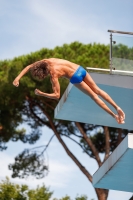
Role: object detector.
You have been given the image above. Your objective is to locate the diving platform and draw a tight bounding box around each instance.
[54,72,133,130]
[93,133,133,192]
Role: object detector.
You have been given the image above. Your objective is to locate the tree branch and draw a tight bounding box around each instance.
[42,134,55,154]
[60,133,92,157]
[37,104,93,182]
[27,98,51,129]
[29,134,55,153]
[40,99,55,110]
[75,122,102,167]
[117,128,122,145]
[54,128,93,182]
[103,126,110,162]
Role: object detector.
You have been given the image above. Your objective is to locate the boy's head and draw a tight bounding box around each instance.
[30,61,49,80]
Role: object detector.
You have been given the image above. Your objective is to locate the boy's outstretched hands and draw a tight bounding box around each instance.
[117,107,125,121]
[13,78,19,87]
[114,114,125,124]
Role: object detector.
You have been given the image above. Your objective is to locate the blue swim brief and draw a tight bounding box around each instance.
[70,66,87,84]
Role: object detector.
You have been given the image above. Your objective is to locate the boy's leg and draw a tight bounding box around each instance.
[74,81,124,124]
[83,73,125,120]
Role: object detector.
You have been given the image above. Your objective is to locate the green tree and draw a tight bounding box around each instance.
[0,42,131,200]
[53,194,94,200]
[0,177,53,200]
[75,194,88,200]
[0,178,95,200]
[59,195,71,200]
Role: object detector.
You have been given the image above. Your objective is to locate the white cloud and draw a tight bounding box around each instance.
[0,150,76,189]
[0,153,13,178]
[44,159,77,188]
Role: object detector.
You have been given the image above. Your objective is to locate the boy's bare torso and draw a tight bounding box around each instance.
[43,58,79,79]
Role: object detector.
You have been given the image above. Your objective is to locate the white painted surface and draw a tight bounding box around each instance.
[93,134,133,192]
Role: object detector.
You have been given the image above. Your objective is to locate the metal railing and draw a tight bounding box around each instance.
[87,30,133,76]
[86,67,133,76]
[108,30,133,35]
[108,30,133,74]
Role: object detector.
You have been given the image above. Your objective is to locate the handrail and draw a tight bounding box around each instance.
[108,29,133,74]
[108,30,133,35]
[86,67,133,76]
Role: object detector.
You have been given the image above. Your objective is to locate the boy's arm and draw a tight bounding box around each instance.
[35,76,60,100]
[13,64,32,87]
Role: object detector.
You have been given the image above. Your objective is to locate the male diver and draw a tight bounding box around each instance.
[13,58,125,124]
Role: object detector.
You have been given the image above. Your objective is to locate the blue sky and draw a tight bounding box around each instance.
[1,0,133,60]
[0,0,133,199]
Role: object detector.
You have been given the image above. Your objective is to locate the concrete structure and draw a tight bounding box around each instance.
[54,73,133,130]
[93,133,133,192]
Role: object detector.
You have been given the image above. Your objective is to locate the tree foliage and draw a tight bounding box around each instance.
[0,177,94,200]
[0,177,53,200]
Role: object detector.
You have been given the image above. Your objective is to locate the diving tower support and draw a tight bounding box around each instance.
[93,133,133,192]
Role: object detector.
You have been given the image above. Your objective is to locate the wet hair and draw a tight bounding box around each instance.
[30,61,49,80]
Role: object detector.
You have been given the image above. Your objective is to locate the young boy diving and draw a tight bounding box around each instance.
[13,58,125,124]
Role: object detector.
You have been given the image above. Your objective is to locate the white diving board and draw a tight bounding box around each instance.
[93,133,133,192]
[54,72,133,130]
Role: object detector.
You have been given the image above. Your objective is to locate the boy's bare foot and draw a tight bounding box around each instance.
[116,107,125,121]
[115,114,125,124]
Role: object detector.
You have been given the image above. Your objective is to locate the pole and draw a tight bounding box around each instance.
[110,33,112,74]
